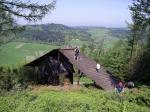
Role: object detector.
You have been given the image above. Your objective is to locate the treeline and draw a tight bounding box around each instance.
[16,23,93,43]
[75,26,129,39]
[109,28,129,39]
[0,23,129,45]
[14,24,129,44]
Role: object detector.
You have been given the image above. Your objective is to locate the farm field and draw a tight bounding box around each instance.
[0,42,59,66]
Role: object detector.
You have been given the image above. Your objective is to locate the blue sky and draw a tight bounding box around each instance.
[19,0,133,28]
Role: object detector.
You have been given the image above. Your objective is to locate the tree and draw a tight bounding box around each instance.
[97,38,105,57]
[0,0,56,34]
[100,40,129,79]
[129,0,150,47]
[81,44,87,53]
[129,0,150,83]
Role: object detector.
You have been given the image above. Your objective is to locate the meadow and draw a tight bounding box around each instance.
[0,42,59,66]
[0,41,89,66]
[87,28,120,48]
[0,27,123,67]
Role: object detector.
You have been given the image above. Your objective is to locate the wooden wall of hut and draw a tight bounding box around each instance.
[26,49,74,85]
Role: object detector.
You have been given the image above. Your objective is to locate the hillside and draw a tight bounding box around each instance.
[0,42,59,66]
[14,24,129,46]
[0,25,129,66]
[16,23,92,44]
[76,27,129,48]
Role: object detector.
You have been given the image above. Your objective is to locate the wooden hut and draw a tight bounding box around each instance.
[25,49,75,85]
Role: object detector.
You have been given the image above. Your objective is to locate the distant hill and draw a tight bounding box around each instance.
[74,26,129,39]
[16,23,92,43]
[10,23,129,46]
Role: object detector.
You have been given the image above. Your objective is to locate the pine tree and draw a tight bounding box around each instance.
[0,0,56,34]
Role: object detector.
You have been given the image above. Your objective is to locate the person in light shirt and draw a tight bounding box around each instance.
[96,63,100,72]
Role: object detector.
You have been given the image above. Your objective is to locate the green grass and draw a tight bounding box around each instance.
[0,42,59,66]
[67,39,90,47]
[0,87,150,112]
[74,76,93,84]
[87,28,120,48]
[67,28,119,49]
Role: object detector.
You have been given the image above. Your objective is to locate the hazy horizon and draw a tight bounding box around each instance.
[23,22,129,28]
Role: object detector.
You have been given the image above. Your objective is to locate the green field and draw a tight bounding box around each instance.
[0,27,125,66]
[0,42,59,66]
[87,28,120,48]
[67,39,90,47]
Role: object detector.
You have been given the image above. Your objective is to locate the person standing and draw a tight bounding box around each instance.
[74,47,80,60]
[115,81,125,93]
[115,81,125,102]
[96,63,101,72]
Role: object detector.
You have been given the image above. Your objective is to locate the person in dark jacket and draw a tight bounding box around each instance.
[74,47,80,60]
[115,81,125,102]
[115,81,125,93]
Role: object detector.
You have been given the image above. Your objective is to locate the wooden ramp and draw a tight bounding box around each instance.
[59,49,117,90]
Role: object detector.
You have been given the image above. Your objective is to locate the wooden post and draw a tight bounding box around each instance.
[77,70,80,85]
[77,70,83,85]
[35,67,39,84]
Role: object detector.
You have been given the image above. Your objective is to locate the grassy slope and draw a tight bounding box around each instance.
[0,87,150,112]
[66,28,122,48]
[87,28,120,48]
[67,39,90,47]
[0,42,59,66]
[0,28,123,66]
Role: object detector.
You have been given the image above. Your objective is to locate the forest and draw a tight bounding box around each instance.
[0,0,150,112]
[1,23,128,44]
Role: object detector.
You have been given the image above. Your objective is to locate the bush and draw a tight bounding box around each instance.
[0,66,35,92]
[0,88,150,112]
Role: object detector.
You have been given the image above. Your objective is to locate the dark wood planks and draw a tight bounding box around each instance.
[59,49,116,90]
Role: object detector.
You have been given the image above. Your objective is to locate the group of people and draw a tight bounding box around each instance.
[74,47,101,73]
[115,80,135,94]
[73,47,134,94]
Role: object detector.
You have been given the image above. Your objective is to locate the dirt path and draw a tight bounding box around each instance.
[15,43,25,48]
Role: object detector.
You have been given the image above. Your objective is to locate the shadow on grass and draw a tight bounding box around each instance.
[83,82,103,90]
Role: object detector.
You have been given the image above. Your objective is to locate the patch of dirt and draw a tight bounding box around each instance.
[15,43,25,48]
[30,84,84,93]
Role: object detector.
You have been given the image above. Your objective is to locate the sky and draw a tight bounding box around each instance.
[18,0,133,28]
